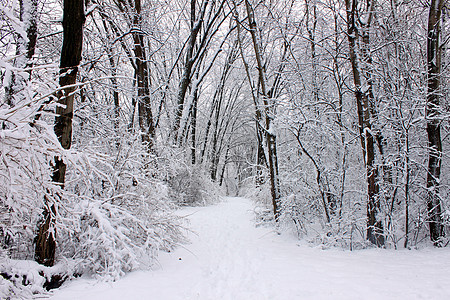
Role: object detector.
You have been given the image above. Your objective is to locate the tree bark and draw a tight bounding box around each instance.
[132,0,155,150]
[35,0,85,266]
[200,39,238,165]
[345,0,384,246]
[99,17,121,147]
[426,0,445,245]
[233,4,268,186]
[191,76,198,164]
[219,146,230,186]
[305,0,319,108]
[209,98,222,180]
[172,0,206,143]
[404,130,410,248]
[244,0,280,220]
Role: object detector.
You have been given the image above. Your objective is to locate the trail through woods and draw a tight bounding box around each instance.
[50,197,450,299]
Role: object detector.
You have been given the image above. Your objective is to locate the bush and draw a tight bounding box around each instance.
[57,137,185,280]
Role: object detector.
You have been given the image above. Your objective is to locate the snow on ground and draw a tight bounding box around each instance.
[48,197,450,300]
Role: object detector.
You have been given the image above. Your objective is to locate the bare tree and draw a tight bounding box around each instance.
[234,5,267,186]
[130,0,155,149]
[35,0,85,266]
[426,0,445,245]
[345,0,384,246]
[172,0,232,146]
[235,0,281,219]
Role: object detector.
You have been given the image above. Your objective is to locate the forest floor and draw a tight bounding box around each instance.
[48,197,450,300]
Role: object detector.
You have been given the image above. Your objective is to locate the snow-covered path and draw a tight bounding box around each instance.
[49,197,450,300]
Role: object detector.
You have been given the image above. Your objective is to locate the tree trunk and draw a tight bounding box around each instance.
[200,40,238,164]
[244,0,280,220]
[101,21,120,147]
[404,130,410,248]
[305,0,319,108]
[172,0,206,143]
[332,4,346,217]
[219,146,230,186]
[233,4,268,186]
[191,80,198,164]
[255,123,267,186]
[200,100,216,164]
[132,0,155,150]
[35,0,85,266]
[345,0,384,246]
[210,100,221,180]
[426,0,445,245]
[4,0,38,107]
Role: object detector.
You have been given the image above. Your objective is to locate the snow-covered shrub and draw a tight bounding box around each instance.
[56,136,185,280]
[0,81,185,284]
[0,259,46,298]
[0,77,74,295]
[168,167,221,206]
[242,182,274,224]
[0,82,62,261]
[276,188,371,249]
[159,147,222,206]
[0,257,79,298]
[67,193,182,280]
[278,194,309,237]
[242,179,271,205]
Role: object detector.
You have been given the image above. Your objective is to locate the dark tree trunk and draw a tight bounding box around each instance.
[426,0,445,245]
[209,74,227,180]
[210,105,220,181]
[200,40,238,164]
[404,131,410,248]
[200,99,216,164]
[233,4,268,187]
[255,122,267,186]
[219,146,230,186]
[22,0,38,68]
[101,19,121,147]
[244,0,280,220]
[101,16,121,147]
[305,0,319,107]
[345,0,384,246]
[35,0,85,266]
[132,0,155,150]
[173,0,205,143]
[191,84,198,164]
[110,55,121,147]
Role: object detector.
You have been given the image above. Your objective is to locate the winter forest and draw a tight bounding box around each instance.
[1,0,450,298]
